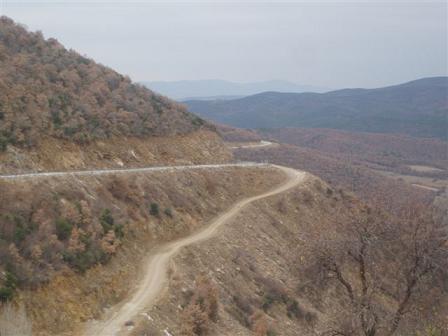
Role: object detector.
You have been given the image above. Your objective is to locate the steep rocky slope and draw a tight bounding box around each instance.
[0,129,230,174]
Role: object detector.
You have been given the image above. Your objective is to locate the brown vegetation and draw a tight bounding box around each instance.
[235,143,434,214]
[0,16,208,151]
[299,202,447,336]
[0,129,231,174]
[216,124,262,142]
[180,276,219,335]
[132,175,447,336]
[261,128,447,173]
[0,167,284,335]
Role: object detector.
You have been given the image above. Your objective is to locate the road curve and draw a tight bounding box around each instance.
[84,165,306,336]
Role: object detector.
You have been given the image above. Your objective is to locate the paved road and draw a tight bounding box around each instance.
[83,165,306,336]
[0,163,268,180]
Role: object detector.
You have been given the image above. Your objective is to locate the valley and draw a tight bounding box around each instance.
[219,126,447,198]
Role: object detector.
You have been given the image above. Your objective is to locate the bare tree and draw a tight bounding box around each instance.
[299,203,448,336]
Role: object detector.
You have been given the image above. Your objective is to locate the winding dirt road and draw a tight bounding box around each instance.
[84,165,306,336]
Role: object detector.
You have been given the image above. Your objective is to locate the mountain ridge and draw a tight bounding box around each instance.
[185,76,448,139]
[142,79,330,100]
[0,16,209,151]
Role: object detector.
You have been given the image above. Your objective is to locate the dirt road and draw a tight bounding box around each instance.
[84,165,306,336]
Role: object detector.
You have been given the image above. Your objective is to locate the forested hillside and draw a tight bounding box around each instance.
[186,77,448,139]
[0,17,206,151]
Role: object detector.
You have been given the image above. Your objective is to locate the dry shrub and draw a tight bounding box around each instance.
[277,199,288,214]
[180,276,219,335]
[204,176,217,195]
[301,189,315,205]
[255,276,288,311]
[100,230,120,254]
[250,310,269,336]
[195,276,219,322]
[225,294,254,328]
[181,303,210,336]
[107,176,139,203]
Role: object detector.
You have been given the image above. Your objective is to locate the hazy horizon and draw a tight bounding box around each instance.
[2,0,447,89]
[145,76,446,88]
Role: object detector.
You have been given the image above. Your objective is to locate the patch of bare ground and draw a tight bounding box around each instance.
[0,166,284,335]
[372,169,447,192]
[0,130,231,174]
[408,165,445,173]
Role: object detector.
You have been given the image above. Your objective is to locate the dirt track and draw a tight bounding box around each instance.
[83,165,306,336]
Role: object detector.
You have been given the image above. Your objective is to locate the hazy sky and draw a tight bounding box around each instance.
[2,0,447,88]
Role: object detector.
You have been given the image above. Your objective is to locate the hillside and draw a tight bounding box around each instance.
[0,16,206,147]
[129,175,447,336]
[0,17,231,172]
[0,166,284,335]
[185,77,448,139]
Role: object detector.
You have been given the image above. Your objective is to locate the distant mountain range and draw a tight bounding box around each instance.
[185,77,448,140]
[141,80,329,100]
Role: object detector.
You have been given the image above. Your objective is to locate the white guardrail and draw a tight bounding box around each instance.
[0,162,270,180]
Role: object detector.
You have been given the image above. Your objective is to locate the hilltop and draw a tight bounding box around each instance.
[0,17,230,173]
[0,17,207,148]
[185,77,448,139]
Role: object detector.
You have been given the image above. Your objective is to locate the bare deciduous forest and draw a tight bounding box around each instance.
[0,17,206,151]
